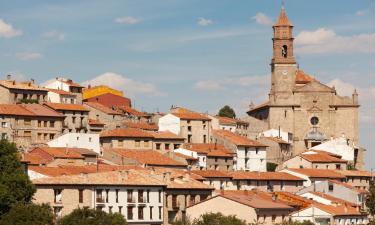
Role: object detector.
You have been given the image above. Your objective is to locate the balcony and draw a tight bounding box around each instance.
[172,201,180,210]
[96,197,105,204]
[127,197,136,204]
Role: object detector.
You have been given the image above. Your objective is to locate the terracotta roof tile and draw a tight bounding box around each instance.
[61,79,84,88]
[88,119,105,126]
[174,152,198,160]
[328,180,368,194]
[84,102,122,115]
[24,154,51,165]
[150,131,185,140]
[47,88,75,96]
[105,148,187,167]
[0,80,48,91]
[191,170,232,178]
[123,121,158,131]
[295,70,315,84]
[30,147,85,159]
[0,104,63,117]
[100,128,154,138]
[300,151,347,163]
[287,168,345,179]
[264,136,290,144]
[336,170,374,178]
[117,105,145,117]
[213,130,267,147]
[230,171,305,181]
[216,116,248,125]
[44,103,89,111]
[22,104,63,117]
[171,112,211,121]
[307,191,359,207]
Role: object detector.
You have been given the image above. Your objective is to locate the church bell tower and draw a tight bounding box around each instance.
[270,6,297,95]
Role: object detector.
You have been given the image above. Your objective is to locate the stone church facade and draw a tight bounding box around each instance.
[247,8,363,168]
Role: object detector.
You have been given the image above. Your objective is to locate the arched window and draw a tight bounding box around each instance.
[282,45,288,58]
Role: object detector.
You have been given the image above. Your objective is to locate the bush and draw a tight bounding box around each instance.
[172,213,246,225]
[18,99,39,104]
[0,203,54,225]
[267,162,278,172]
[58,207,127,225]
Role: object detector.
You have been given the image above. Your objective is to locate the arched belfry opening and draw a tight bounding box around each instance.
[282,45,288,58]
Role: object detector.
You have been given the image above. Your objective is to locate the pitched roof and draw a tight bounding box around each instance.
[100,128,154,138]
[105,148,187,167]
[191,170,232,178]
[61,79,84,88]
[150,131,185,140]
[123,121,158,131]
[88,119,105,126]
[0,104,63,117]
[84,102,122,115]
[300,151,347,163]
[213,130,267,147]
[247,101,270,114]
[171,112,211,121]
[174,152,198,160]
[182,143,234,157]
[273,7,293,26]
[286,168,345,179]
[24,153,51,165]
[47,88,75,96]
[216,116,248,125]
[117,105,145,117]
[295,70,315,85]
[336,170,374,178]
[0,80,48,91]
[44,103,89,111]
[230,171,305,181]
[33,169,165,186]
[264,136,290,145]
[30,147,85,159]
[328,180,368,194]
[307,191,359,207]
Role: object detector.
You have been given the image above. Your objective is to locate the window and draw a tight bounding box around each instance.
[24,119,31,126]
[272,215,276,222]
[116,189,119,203]
[118,140,123,147]
[280,181,284,190]
[127,189,133,202]
[158,190,162,203]
[109,206,113,213]
[188,135,192,143]
[336,164,341,170]
[203,135,207,143]
[105,189,109,203]
[50,121,55,127]
[53,207,62,218]
[255,148,259,154]
[138,206,144,220]
[79,189,83,203]
[149,206,153,220]
[165,144,170,150]
[187,120,191,124]
[72,117,76,123]
[127,206,133,220]
[147,190,150,203]
[135,140,140,147]
[158,206,162,220]
[1,133,7,140]
[282,45,288,58]
[310,116,319,126]
[187,126,192,132]
[118,206,122,214]
[1,122,7,128]
[96,189,103,202]
[156,143,161,150]
[54,189,62,203]
[329,184,334,191]
[24,131,31,138]
[144,140,150,148]
[138,190,144,203]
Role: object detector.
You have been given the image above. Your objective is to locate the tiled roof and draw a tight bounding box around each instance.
[182,143,234,157]
[247,101,270,113]
[216,116,248,125]
[61,79,84,88]
[100,128,154,138]
[150,131,185,140]
[47,88,75,96]
[117,105,145,117]
[105,148,187,167]
[30,147,85,159]
[273,7,293,26]
[33,169,166,186]
[287,168,345,179]
[213,130,267,147]
[295,70,315,84]
[307,191,359,207]
[44,103,89,111]
[191,170,232,178]
[300,151,347,163]
[336,170,374,178]
[310,202,364,216]
[328,180,368,194]
[84,102,122,115]
[0,80,48,91]
[0,104,63,117]
[174,152,198,160]
[123,121,158,131]
[264,136,290,145]
[230,171,305,181]
[171,112,211,121]
[24,153,51,165]
[88,119,105,126]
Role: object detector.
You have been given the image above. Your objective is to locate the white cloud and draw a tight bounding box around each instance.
[295,28,375,54]
[114,16,141,25]
[82,72,166,97]
[0,19,22,38]
[194,75,268,91]
[197,17,213,26]
[15,52,42,61]
[194,80,223,91]
[327,78,355,97]
[252,12,272,25]
[356,10,365,16]
[42,30,65,41]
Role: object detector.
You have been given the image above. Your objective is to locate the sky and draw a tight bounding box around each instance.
[0,0,375,169]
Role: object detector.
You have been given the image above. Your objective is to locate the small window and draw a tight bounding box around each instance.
[156,143,161,150]
[127,206,133,220]
[329,184,334,191]
[135,140,140,147]
[310,116,319,126]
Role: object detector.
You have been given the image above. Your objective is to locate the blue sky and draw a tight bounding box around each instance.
[1,0,375,168]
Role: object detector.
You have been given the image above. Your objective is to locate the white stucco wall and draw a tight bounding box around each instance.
[45,79,70,92]
[236,146,266,171]
[158,114,180,135]
[261,128,291,143]
[310,136,354,161]
[48,133,100,154]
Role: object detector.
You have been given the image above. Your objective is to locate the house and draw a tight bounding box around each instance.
[44,103,90,133]
[0,104,63,150]
[186,190,293,225]
[297,179,367,209]
[158,107,211,144]
[100,128,155,149]
[336,170,374,191]
[258,136,292,165]
[44,77,84,104]
[102,148,187,169]
[151,131,185,151]
[191,170,234,190]
[47,88,77,104]
[0,75,48,104]
[174,143,234,171]
[123,121,159,131]
[32,169,166,224]
[116,105,150,122]
[210,116,249,137]
[84,102,123,129]
[84,92,131,108]
[281,168,346,187]
[47,132,100,154]
[310,136,357,163]
[280,150,348,170]
[88,119,105,133]
[260,128,293,144]
[212,129,267,171]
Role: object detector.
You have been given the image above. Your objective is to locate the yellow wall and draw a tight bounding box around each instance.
[83,85,123,100]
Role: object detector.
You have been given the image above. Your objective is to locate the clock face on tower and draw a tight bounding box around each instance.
[282,70,288,75]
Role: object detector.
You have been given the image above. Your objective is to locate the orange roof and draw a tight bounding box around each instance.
[247,101,270,113]
[216,116,248,125]
[117,105,145,117]
[150,131,185,140]
[336,170,374,178]
[100,128,154,138]
[47,88,75,96]
[88,119,105,126]
[264,136,290,145]
[300,152,347,163]
[191,170,232,178]
[309,202,364,216]
[273,7,293,27]
[84,102,122,115]
[287,168,345,179]
[44,103,89,111]
[0,104,63,117]
[0,80,48,91]
[123,121,158,131]
[182,143,234,157]
[105,148,187,167]
[30,147,85,159]
[213,130,267,147]
[24,153,51,165]
[295,70,315,84]
[172,112,211,121]
[307,191,359,207]
[328,180,368,194]
[174,152,198,160]
[61,79,84,88]
[231,171,305,181]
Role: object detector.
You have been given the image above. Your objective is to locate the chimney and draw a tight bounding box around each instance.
[6,74,11,80]
[162,172,171,181]
[31,78,35,84]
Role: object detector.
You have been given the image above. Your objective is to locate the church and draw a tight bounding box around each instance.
[247,7,363,168]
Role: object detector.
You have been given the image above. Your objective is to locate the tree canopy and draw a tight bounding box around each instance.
[0,203,54,225]
[218,105,236,118]
[0,139,35,216]
[366,179,375,217]
[172,213,246,225]
[58,207,127,225]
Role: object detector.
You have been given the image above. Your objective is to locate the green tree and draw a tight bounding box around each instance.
[194,213,246,225]
[58,207,127,225]
[267,162,278,172]
[0,139,35,216]
[218,105,236,118]
[0,203,54,225]
[366,179,375,217]
[274,220,315,225]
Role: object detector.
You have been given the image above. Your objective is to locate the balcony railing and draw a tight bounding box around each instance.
[96,197,105,203]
